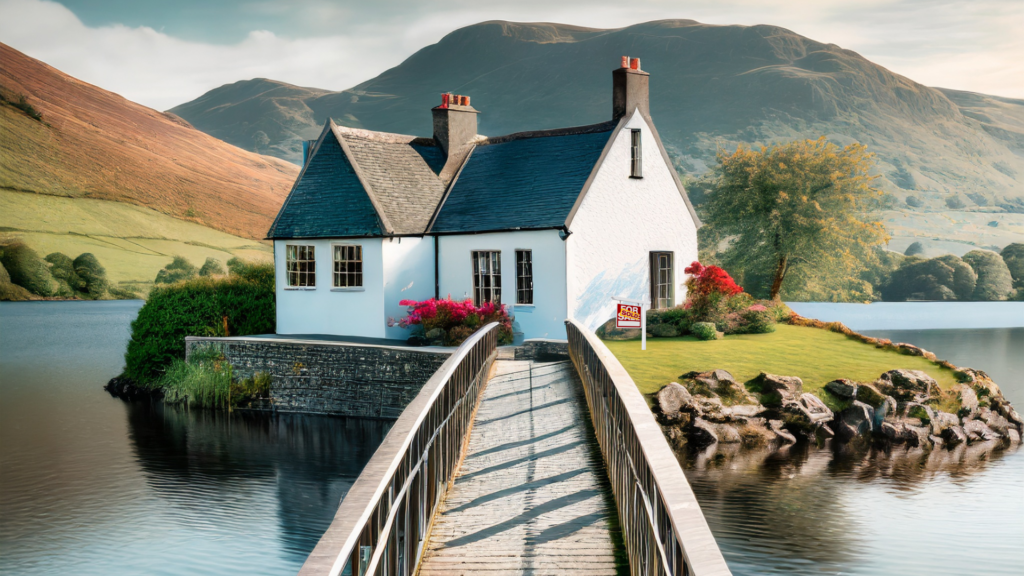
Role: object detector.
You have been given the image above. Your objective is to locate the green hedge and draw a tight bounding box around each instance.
[123,265,275,383]
[0,242,57,296]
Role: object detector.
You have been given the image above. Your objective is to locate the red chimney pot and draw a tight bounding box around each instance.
[621,56,629,68]
[630,58,639,70]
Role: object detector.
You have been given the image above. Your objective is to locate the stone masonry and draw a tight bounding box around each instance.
[185,336,451,419]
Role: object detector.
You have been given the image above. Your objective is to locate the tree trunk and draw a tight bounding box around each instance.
[769,255,788,301]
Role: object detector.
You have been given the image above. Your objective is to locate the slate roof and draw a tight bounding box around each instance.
[429,123,615,234]
[267,122,448,239]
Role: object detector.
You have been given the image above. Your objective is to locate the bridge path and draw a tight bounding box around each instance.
[417,359,626,576]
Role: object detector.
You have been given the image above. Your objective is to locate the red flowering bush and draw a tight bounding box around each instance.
[390,297,513,345]
[683,261,743,322]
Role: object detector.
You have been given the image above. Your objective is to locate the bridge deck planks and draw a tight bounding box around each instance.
[418,360,626,576]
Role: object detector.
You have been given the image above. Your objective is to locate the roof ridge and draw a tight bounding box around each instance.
[478,120,617,145]
[334,124,438,146]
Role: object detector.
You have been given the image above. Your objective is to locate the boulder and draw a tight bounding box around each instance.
[930,411,960,435]
[874,396,897,429]
[855,383,887,407]
[893,342,938,361]
[906,425,930,447]
[840,401,874,435]
[991,396,1023,430]
[928,435,945,448]
[906,402,936,424]
[714,423,743,444]
[963,419,1000,442]
[979,408,1012,435]
[689,418,718,448]
[723,403,766,420]
[768,419,797,445]
[753,373,803,395]
[1007,429,1021,445]
[711,369,736,383]
[833,420,860,443]
[738,422,775,447]
[941,425,967,446]
[877,369,938,401]
[784,393,834,427]
[880,421,920,445]
[695,395,727,422]
[815,423,835,442]
[656,383,695,420]
[954,384,979,418]
[824,379,859,399]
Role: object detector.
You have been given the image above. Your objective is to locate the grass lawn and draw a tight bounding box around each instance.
[605,324,959,397]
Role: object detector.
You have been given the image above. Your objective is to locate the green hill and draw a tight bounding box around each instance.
[169,20,1024,255]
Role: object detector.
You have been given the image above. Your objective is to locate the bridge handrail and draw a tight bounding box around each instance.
[565,319,732,576]
[299,323,499,576]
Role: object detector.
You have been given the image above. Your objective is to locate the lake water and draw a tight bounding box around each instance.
[686,302,1024,576]
[2,301,1022,575]
[0,301,391,575]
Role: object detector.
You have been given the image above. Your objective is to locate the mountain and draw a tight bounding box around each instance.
[1,42,300,289]
[170,20,1024,254]
[1,42,298,241]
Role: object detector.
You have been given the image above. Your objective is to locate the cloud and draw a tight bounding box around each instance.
[1,0,1021,113]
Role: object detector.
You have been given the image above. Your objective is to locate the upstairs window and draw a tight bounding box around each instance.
[516,250,533,305]
[286,245,316,288]
[650,251,673,309]
[333,244,363,288]
[630,129,643,178]
[472,251,501,305]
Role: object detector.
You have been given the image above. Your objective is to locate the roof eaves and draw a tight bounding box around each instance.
[425,145,476,234]
[562,115,630,230]
[266,121,333,240]
[331,120,396,236]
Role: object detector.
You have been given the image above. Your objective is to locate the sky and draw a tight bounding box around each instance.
[1,0,1021,111]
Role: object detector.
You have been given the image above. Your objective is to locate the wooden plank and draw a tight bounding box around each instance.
[418,360,627,575]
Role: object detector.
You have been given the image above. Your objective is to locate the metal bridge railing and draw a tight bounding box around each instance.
[565,319,733,576]
[299,323,499,576]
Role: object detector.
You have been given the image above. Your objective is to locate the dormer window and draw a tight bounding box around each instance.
[630,129,643,178]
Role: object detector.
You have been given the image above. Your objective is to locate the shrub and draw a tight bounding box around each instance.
[227,257,274,289]
[158,356,231,408]
[945,195,966,209]
[155,256,197,284]
[649,323,679,338]
[905,195,924,208]
[394,297,513,345]
[123,274,275,383]
[882,254,976,301]
[738,307,776,334]
[963,249,1014,301]
[691,322,718,341]
[1002,243,1024,291]
[0,241,57,296]
[73,253,108,298]
[904,241,924,256]
[46,252,87,292]
[108,283,140,300]
[0,261,34,301]
[199,257,225,277]
[683,261,742,323]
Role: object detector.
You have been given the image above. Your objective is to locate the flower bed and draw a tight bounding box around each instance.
[391,297,514,346]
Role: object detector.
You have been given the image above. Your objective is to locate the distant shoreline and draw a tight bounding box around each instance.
[787,301,1024,331]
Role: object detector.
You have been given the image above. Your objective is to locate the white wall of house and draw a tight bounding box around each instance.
[274,238,386,338]
[382,236,435,340]
[437,230,567,339]
[566,111,699,332]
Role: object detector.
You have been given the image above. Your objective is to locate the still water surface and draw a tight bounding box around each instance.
[689,304,1024,575]
[0,301,390,575]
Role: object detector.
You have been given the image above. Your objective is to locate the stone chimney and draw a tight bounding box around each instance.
[612,56,650,121]
[432,93,479,182]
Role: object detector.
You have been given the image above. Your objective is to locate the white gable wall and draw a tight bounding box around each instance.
[566,111,699,331]
[382,236,436,340]
[274,238,386,338]
[437,230,567,339]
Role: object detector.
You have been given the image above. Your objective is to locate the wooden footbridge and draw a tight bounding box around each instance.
[299,321,731,576]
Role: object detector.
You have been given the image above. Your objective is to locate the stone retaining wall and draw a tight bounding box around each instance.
[185,337,451,419]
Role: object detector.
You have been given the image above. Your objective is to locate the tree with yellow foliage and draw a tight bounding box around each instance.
[699,138,890,301]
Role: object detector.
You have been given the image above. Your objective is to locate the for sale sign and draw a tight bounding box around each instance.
[616,303,641,328]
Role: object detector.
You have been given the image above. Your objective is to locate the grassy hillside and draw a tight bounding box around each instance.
[0,42,298,241]
[0,189,271,294]
[170,20,1024,254]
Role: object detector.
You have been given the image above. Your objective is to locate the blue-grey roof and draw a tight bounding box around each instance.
[267,130,383,239]
[429,127,613,233]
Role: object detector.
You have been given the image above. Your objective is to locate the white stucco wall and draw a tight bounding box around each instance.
[566,111,699,331]
[437,230,567,339]
[382,236,436,340]
[274,238,386,338]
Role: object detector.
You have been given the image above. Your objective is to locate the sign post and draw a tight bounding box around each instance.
[613,296,647,350]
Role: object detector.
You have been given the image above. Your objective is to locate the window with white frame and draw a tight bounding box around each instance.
[472,251,501,305]
[650,251,673,309]
[630,129,643,178]
[286,245,316,287]
[333,244,363,288]
[515,250,533,305]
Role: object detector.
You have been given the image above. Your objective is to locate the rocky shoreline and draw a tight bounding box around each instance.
[653,359,1022,453]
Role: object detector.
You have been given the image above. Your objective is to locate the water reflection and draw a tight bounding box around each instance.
[125,400,391,558]
[683,440,1023,575]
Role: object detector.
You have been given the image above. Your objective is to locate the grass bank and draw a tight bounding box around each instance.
[605,324,958,397]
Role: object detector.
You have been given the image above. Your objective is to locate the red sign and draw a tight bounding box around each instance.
[616,303,641,328]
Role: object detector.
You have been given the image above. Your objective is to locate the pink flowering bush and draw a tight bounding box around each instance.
[390,297,513,346]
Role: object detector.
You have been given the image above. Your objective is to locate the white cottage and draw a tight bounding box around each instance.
[267,57,700,340]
